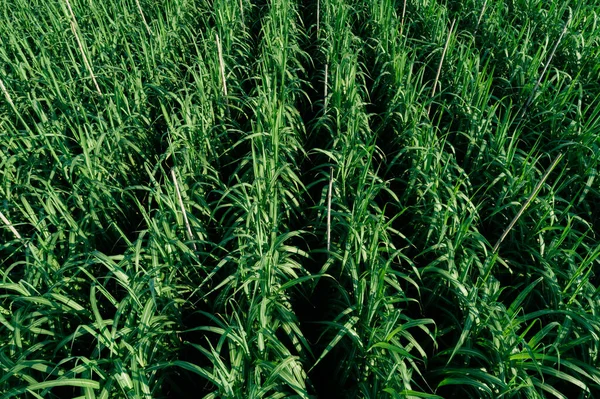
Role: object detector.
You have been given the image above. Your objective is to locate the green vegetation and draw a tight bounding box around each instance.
[1,0,600,397]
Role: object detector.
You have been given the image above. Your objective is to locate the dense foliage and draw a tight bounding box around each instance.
[1,0,600,397]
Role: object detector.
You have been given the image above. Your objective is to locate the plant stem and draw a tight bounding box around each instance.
[0,78,14,108]
[327,166,333,252]
[0,211,22,241]
[64,0,102,95]
[215,33,228,98]
[493,153,564,253]
[475,0,488,34]
[429,19,455,115]
[171,168,197,251]
[400,0,407,36]
[135,0,152,36]
[519,9,571,120]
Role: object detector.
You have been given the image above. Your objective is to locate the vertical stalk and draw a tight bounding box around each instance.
[171,168,197,251]
[317,0,320,39]
[64,0,102,96]
[327,167,333,252]
[324,63,328,112]
[475,0,488,34]
[429,19,455,115]
[240,0,244,24]
[519,11,571,120]
[135,0,152,36]
[215,33,228,98]
[0,78,15,108]
[324,61,332,252]
[493,153,564,253]
[400,0,407,36]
